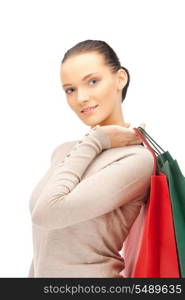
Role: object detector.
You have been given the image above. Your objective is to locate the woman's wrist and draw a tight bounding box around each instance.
[90,125,112,150]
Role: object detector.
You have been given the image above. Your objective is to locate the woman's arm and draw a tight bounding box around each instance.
[31,126,154,230]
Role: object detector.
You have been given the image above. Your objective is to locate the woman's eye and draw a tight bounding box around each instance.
[65,88,75,95]
[89,78,98,85]
[65,79,98,94]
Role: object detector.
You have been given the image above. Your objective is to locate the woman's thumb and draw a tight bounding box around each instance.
[139,122,146,129]
[124,122,131,128]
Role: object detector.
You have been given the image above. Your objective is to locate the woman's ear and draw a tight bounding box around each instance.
[117,68,128,90]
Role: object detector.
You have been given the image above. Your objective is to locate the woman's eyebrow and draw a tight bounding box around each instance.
[63,72,100,88]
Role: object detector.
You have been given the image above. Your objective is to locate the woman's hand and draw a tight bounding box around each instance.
[100,122,146,148]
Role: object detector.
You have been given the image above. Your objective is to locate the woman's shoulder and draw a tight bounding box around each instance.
[132,144,154,163]
[116,144,154,173]
[133,144,155,174]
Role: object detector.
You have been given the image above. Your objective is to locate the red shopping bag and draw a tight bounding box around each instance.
[131,128,180,278]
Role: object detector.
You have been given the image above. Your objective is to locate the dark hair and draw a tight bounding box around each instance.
[61,39,130,103]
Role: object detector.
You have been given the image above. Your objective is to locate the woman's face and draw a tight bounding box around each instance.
[60,51,127,128]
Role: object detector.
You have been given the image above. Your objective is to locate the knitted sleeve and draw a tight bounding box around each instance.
[31,125,153,230]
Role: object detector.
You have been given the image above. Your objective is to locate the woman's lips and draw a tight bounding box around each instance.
[81,105,99,115]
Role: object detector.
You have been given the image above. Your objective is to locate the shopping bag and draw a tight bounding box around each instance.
[130,127,180,277]
[120,200,147,277]
[136,126,185,277]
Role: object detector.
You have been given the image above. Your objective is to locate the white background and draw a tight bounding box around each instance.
[0,0,184,277]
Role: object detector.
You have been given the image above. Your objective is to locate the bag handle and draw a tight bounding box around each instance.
[137,127,165,155]
[136,127,167,167]
[133,127,158,176]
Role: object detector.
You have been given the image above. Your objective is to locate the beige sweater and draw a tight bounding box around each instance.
[28,125,154,278]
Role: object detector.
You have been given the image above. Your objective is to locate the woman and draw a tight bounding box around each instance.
[28,39,154,278]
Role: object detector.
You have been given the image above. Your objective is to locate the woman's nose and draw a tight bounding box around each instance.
[76,90,90,103]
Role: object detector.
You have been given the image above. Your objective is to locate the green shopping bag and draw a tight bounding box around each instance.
[137,126,185,277]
